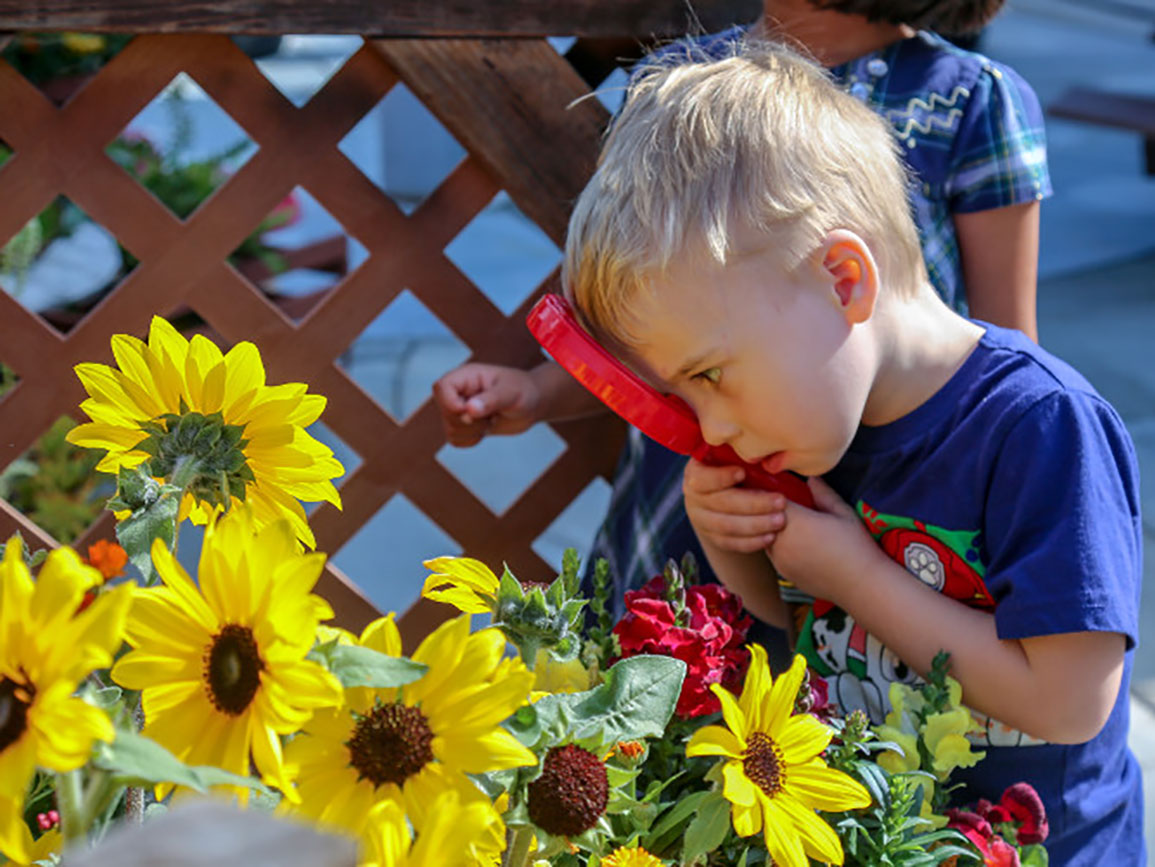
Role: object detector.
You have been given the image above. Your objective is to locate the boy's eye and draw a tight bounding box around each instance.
[695,367,722,385]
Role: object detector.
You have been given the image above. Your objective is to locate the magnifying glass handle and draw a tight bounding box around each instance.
[692,443,815,508]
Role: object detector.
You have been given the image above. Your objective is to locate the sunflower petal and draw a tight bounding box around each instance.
[786,760,873,811]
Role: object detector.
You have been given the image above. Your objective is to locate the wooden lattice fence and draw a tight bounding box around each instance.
[0,1,758,648]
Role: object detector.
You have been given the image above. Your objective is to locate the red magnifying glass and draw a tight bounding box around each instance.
[526,294,814,507]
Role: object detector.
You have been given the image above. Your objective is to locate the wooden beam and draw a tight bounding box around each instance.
[0,0,762,37]
[375,38,605,248]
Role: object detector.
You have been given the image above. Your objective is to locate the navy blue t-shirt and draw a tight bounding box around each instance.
[795,324,1144,864]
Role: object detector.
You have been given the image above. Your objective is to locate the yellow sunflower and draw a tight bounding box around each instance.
[421,556,500,614]
[110,508,342,799]
[285,614,536,841]
[601,843,665,866]
[66,315,343,548]
[361,791,505,867]
[0,539,132,863]
[687,649,871,867]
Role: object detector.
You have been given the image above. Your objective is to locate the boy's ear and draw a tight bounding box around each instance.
[819,231,878,325]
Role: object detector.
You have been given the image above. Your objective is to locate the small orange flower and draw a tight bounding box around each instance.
[85,539,127,581]
[616,740,646,760]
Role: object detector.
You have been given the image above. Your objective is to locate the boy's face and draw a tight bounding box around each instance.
[624,243,877,477]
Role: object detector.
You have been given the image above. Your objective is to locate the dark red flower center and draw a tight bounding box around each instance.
[0,677,33,752]
[527,744,609,837]
[743,731,785,797]
[204,624,264,716]
[347,702,434,788]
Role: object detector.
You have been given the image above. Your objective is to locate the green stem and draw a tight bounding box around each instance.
[168,455,202,491]
[56,769,87,844]
[504,827,534,867]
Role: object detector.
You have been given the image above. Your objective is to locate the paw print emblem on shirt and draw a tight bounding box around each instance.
[903,541,945,590]
[879,528,995,610]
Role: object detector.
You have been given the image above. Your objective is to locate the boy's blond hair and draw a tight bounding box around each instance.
[563,39,925,348]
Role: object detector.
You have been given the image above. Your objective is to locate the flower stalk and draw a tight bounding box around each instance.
[504,826,534,867]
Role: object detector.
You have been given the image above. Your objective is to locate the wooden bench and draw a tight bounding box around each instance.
[1048,86,1155,175]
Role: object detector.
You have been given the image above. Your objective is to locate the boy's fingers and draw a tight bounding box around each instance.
[702,488,786,515]
[684,461,748,494]
[710,533,778,554]
[804,476,857,519]
[693,510,784,538]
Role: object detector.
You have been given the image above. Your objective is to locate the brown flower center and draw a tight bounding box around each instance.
[743,731,785,797]
[0,677,33,752]
[347,702,435,788]
[204,624,264,716]
[526,744,609,837]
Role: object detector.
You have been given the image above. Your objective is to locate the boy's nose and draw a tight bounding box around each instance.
[699,412,740,448]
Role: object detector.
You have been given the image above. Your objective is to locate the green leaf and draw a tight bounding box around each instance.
[109,465,183,582]
[560,655,686,745]
[1020,844,1050,867]
[853,759,889,808]
[682,790,731,863]
[642,790,708,850]
[92,729,270,794]
[86,686,123,710]
[307,643,426,689]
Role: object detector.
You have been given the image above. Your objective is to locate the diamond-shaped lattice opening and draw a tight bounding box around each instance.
[436,425,567,517]
[233,186,362,322]
[444,192,562,315]
[108,72,256,221]
[1,32,133,104]
[255,35,362,108]
[332,493,461,616]
[552,37,632,112]
[0,416,114,545]
[0,196,134,334]
[532,476,613,573]
[341,82,468,216]
[338,289,471,423]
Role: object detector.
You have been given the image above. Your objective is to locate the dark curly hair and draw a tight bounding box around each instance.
[810,0,1006,34]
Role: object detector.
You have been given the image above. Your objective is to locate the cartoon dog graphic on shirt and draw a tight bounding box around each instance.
[796,502,1043,746]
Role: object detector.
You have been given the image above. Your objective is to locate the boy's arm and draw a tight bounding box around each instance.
[773,478,1125,744]
[698,540,790,629]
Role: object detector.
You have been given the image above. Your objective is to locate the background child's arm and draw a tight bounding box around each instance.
[432,360,606,446]
[955,201,1040,340]
[683,459,790,628]
[772,477,1125,744]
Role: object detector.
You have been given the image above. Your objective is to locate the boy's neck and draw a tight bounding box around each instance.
[860,284,985,427]
[757,2,914,67]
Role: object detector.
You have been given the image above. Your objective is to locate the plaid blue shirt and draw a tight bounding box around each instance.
[585,30,1053,605]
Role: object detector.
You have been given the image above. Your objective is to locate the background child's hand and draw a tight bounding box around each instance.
[431,363,542,446]
[767,476,878,601]
[683,458,786,553]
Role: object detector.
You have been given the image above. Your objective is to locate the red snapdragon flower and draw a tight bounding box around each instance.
[612,577,752,717]
[947,810,1020,867]
[948,782,1048,865]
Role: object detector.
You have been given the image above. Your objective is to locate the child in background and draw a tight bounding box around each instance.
[433,0,1052,615]
[563,40,1141,864]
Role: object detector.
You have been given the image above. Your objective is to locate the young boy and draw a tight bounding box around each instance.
[562,41,1143,864]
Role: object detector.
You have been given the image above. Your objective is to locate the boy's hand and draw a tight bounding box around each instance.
[766,476,878,601]
[432,363,542,446]
[683,459,786,553]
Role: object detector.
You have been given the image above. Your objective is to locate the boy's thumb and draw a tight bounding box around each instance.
[806,476,856,519]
